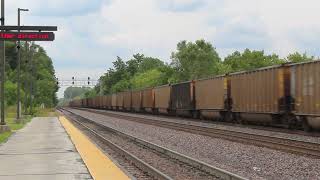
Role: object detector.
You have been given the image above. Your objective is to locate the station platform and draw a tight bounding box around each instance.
[0,116,129,180]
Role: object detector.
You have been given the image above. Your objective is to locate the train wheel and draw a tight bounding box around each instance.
[302,118,312,132]
[237,118,244,124]
[224,112,232,122]
[234,113,244,124]
[192,111,200,119]
[199,113,204,120]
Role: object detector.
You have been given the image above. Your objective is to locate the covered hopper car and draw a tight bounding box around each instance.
[68,60,320,131]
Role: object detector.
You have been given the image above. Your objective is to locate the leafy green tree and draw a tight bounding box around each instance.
[171,40,222,81]
[126,54,144,76]
[3,42,58,108]
[111,79,131,93]
[158,64,177,84]
[223,49,284,72]
[84,90,97,98]
[99,54,167,94]
[64,87,92,99]
[5,42,18,70]
[35,80,56,107]
[131,69,167,89]
[4,81,18,106]
[30,45,58,107]
[101,57,130,94]
[286,52,314,63]
[138,57,164,73]
[95,39,317,98]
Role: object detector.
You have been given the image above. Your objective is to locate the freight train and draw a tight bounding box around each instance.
[69,60,320,131]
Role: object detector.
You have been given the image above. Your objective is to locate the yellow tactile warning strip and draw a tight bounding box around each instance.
[59,116,130,180]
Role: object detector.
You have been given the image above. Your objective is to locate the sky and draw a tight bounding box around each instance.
[5,0,320,98]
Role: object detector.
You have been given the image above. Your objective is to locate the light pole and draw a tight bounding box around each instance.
[0,0,8,131]
[29,43,34,115]
[24,41,29,115]
[16,8,28,122]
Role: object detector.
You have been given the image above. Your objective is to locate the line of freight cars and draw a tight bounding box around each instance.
[69,60,320,131]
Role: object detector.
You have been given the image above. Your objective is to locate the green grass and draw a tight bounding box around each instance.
[0,117,31,144]
[0,132,12,143]
[0,107,56,144]
[34,108,58,117]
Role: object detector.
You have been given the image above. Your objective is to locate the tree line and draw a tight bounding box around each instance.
[72,39,315,98]
[4,42,58,111]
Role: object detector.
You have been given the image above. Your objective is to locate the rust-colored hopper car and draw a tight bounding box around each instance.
[229,65,287,124]
[170,81,195,117]
[142,88,154,113]
[194,75,230,120]
[289,61,320,130]
[131,90,142,112]
[123,91,132,111]
[116,92,124,110]
[68,60,320,131]
[154,85,171,114]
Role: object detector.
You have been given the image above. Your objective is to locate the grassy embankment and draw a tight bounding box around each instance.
[0,106,57,144]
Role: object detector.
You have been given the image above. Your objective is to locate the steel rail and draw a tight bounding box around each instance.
[77,108,320,159]
[60,108,246,180]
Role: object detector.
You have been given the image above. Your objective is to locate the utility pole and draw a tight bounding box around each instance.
[29,43,34,115]
[24,41,29,115]
[0,0,9,132]
[15,8,28,123]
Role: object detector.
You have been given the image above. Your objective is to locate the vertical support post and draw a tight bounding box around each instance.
[15,8,29,121]
[0,0,9,132]
[0,0,5,125]
[29,43,33,114]
[0,41,4,125]
[70,77,73,100]
[16,8,21,121]
[16,46,21,120]
[24,41,28,115]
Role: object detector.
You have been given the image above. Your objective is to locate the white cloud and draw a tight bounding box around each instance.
[256,0,320,55]
[7,0,104,16]
[4,0,320,98]
[100,0,217,60]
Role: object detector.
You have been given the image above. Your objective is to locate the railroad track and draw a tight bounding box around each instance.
[59,108,245,180]
[73,107,320,159]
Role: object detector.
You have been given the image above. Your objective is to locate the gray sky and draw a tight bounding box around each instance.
[6,0,320,98]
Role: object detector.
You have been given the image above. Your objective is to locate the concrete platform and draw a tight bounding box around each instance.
[0,117,92,180]
[59,116,130,180]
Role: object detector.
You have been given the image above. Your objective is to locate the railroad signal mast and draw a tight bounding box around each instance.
[56,77,98,87]
[0,0,57,131]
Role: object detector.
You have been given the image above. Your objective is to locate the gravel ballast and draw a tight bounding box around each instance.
[68,108,320,180]
[93,109,320,144]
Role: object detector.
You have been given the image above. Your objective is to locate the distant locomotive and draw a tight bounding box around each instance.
[69,60,320,131]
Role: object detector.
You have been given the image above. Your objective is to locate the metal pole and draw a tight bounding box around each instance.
[24,41,28,115]
[29,44,33,114]
[16,9,21,120]
[70,78,73,100]
[16,8,28,120]
[0,0,5,125]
